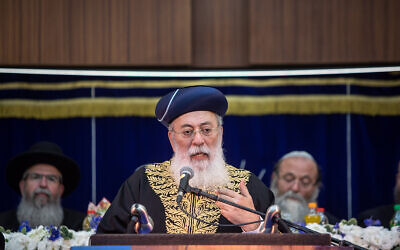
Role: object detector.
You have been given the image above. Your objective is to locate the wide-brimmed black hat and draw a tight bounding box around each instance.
[6,141,80,197]
[155,86,228,127]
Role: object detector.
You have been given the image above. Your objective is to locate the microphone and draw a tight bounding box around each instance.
[260,205,291,233]
[176,166,194,204]
[260,205,280,233]
[129,203,154,234]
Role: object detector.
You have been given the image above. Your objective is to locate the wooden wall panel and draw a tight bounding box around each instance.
[83,0,111,65]
[110,0,129,64]
[387,0,400,60]
[21,0,41,64]
[69,0,86,65]
[40,0,70,64]
[0,0,191,66]
[0,0,399,67]
[249,0,400,65]
[0,0,22,64]
[192,0,248,67]
[128,0,191,65]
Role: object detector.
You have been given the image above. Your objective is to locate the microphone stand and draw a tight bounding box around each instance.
[190,186,265,217]
[189,186,367,250]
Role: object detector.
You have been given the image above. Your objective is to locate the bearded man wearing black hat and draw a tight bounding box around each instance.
[97,86,274,234]
[0,141,85,231]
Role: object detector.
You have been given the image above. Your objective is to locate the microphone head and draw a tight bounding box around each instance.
[131,203,147,215]
[180,166,194,178]
[261,205,281,233]
[267,205,281,217]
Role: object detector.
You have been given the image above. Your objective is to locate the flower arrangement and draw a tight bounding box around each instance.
[82,197,111,231]
[306,219,400,250]
[1,224,94,250]
[1,198,111,250]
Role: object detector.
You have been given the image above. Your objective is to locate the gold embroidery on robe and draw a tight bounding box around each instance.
[145,161,251,234]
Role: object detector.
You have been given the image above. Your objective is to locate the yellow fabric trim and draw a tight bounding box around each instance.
[1,77,400,90]
[1,95,400,119]
[0,97,159,119]
[227,95,400,116]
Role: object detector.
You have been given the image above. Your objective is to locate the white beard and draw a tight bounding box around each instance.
[17,188,64,228]
[170,134,229,191]
[270,178,319,223]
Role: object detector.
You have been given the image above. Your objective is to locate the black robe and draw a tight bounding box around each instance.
[97,161,275,234]
[0,208,85,232]
[357,204,394,228]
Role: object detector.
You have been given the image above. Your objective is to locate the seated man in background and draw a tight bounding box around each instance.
[270,151,338,224]
[357,160,400,228]
[97,86,275,234]
[0,141,85,231]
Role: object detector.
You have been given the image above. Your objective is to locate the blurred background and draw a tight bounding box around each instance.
[1,0,400,222]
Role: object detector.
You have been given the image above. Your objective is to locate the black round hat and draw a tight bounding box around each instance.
[155,86,228,127]
[6,141,80,197]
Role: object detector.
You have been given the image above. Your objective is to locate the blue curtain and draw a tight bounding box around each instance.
[1,71,399,222]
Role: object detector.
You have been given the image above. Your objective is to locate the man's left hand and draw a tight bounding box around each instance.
[216,180,260,232]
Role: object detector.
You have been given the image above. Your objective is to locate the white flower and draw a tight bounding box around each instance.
[4,226,95,250]
[306,223,328,234]
[305,221,400,250]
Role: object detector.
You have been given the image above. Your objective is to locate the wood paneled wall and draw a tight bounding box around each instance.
[0,0,399,67]
[249,0,400,64]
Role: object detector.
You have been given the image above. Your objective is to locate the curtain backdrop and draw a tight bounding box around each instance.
[1,70,400,222]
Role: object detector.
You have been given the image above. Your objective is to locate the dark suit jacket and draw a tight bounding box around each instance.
[357,204,394,228]
[0,208,85,232]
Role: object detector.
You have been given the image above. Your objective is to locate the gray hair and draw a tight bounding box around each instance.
[274,150,321,184]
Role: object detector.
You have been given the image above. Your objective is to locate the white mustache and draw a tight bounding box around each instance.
[188,145,210,156]
[34,188,52,197]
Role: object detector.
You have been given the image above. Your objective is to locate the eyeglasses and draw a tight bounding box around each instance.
[278,173,315,189]
[23,172,62,184]
[171,126,220,139]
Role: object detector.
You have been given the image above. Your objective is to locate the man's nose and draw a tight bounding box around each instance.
[290,179,301,192]
[191,130,205,145]
[39,176,48,187]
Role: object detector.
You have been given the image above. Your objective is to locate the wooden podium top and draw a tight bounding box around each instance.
[90,233,332,246]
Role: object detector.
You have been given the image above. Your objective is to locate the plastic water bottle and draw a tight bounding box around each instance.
[304,202,321,224]
[390,204,400,228]
[316,207,329,225]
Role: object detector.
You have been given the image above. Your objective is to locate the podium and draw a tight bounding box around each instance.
[89,233,352,250]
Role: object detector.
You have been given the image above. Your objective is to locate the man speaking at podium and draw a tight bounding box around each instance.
[97,86,274,234]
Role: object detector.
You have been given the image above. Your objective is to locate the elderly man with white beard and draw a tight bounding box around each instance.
[0,141,85,231]
[97,86,275,234]
[270,151,338,225]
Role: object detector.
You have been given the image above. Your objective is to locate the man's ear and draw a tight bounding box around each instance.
[271,172,277,182]
[168,130,176,153]
[19,180,25,195]
[59,184,65,196]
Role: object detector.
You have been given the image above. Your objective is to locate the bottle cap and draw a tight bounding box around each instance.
[316,207,325,212]
[394,204,400,210]
[308,202,317,209]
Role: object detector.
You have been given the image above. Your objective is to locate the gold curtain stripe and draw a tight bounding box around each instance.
[1,77,400,90]
[1,95,400,119]
[227,95,400,116]
[0,97,159,119]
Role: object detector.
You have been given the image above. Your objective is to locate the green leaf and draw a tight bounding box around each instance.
[60,225,73,240]
[324,224,333,233]
[347,218,357,225]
